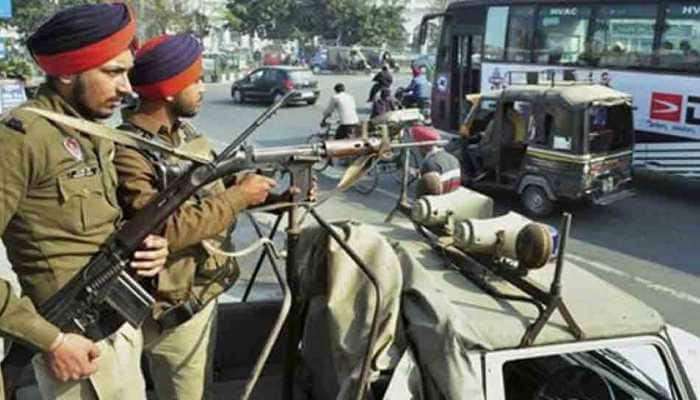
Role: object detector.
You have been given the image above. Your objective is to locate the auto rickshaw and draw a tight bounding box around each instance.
[449,82,636,217]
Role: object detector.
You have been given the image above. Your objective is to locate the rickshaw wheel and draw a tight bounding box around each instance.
[521,185,554,218]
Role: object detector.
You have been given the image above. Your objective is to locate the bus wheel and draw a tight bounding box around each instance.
[521,185,554,218]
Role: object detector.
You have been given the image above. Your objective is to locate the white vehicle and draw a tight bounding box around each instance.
[420,0,700,177]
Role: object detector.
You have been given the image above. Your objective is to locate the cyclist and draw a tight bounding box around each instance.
[321,83,360,139]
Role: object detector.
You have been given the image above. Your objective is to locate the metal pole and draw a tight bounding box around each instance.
[385,128,413,223]
[242,213,284,302]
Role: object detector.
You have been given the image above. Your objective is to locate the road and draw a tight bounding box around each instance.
[193,74,700,336]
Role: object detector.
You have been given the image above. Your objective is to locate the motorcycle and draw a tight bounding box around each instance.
[395,87,431,120]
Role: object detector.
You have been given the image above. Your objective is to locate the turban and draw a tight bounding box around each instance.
[411,125,440,142]
[130,34,204,100]
[27,3,136,76]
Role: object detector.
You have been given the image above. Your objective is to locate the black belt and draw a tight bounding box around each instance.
[156,299,203,331]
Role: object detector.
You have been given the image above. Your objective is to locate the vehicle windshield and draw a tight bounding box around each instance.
[502,343,679,400]
[591,348,675,399]
[588,104,634,154]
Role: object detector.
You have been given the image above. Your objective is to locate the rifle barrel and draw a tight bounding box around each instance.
[249,138,449,164]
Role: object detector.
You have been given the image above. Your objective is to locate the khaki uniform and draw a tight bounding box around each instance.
[0,85,145,399]
[114,113,245,399]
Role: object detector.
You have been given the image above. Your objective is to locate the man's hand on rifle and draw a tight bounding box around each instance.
[44,333,100,382]
[131,234,170,277]
[238,174,277,206]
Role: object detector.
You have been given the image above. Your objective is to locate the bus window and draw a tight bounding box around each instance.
[505,6,536,62]
[590,4,657,68]
[534,6,592,66]
[658,3,700,72]
[484,6,509,60]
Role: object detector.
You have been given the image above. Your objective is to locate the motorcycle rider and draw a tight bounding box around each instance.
[382,51,398,71]
[367,65,393,102]
[370,88,401,120]
[402,66,431,108]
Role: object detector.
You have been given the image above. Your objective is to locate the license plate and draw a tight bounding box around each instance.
[301,91,314,99]
[602,177,614,193]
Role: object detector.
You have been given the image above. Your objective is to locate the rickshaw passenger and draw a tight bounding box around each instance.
[506,103,527,143]
[479,120,499,171]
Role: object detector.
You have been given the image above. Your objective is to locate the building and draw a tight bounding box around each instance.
[403,0,443,44]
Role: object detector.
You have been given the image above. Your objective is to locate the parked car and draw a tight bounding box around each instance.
[231,66,320,105]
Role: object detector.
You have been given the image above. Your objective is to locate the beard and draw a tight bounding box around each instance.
[171,94,201,118]
[72,75,114,120]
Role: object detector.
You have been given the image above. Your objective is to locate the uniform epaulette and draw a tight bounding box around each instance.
[180,121,202,142]
[1,114,26,134]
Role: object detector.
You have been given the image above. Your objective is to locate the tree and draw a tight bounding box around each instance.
[224,0,294,43]
[0,0,94,40]
[143,0,211,39]
[288,0,407,48]
[357,1,407,48]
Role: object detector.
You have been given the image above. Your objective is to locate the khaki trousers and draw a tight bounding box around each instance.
[32,324,145,400]
[143,300,217,400]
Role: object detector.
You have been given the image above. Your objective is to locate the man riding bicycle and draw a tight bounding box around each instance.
[321,83,360,139]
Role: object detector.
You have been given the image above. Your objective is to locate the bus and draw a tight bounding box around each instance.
[420,0,700,177]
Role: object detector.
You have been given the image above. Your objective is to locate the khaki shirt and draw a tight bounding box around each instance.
[0,84,121,351]
[114,113,245,309]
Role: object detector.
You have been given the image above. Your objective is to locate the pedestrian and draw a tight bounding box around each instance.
[412,125,462,196]
[0,4,170,399]
[114,33,277,400]
[367,65,394,102]
[321,83,360,139]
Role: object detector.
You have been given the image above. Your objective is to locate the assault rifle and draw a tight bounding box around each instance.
[1,91,443,397]
[1,92,294,397]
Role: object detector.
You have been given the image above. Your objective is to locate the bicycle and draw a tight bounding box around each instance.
[305,121,337,172]
[352,126,420,195]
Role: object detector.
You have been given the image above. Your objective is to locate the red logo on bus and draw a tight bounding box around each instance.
[650,92,683,122]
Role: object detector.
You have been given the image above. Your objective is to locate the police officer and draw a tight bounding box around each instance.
[113,34,276,399]
[0,4,170,399]
[411,125,462,196]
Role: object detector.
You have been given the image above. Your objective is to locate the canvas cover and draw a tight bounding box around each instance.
[291,220,664,399]
[290,221,484,399]
[291,221,404,399]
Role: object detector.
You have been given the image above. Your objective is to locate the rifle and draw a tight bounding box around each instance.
[1,92,294,397]
[2,88,443,396]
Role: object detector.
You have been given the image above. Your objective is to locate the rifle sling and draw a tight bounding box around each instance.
[23,107,210,164]
[156,299,202,331]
